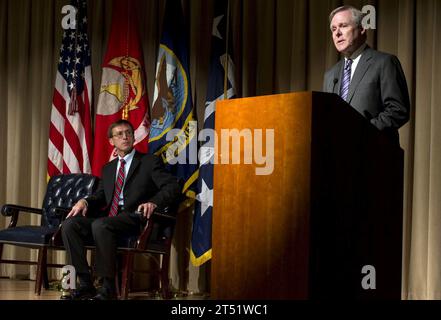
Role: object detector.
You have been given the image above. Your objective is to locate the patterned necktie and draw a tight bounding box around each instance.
[340,59,353,101]
[109,158,126,217]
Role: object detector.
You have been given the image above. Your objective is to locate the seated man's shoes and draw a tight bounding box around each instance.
[89,286,117,300]
[60,286,96,300]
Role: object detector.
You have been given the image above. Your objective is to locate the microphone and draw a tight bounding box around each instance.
[332,78,338,93]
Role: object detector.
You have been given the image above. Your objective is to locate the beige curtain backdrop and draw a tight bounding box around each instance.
[0,0,440,299]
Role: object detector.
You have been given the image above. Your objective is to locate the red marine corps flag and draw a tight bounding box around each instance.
[91,0,150,176]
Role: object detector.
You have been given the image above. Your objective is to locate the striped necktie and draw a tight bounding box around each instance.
[109,158,126,217]
[340,59,353,101]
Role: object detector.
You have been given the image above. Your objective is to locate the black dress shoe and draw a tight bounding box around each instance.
[60,286,96,300]
[89,287,117,300]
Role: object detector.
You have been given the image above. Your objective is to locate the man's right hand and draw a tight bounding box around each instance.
[66,199,88,219]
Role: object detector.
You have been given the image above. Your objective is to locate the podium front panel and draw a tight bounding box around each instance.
[212,92,313,299]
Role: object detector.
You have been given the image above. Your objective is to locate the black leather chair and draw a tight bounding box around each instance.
[116,206,178,299]
[115,180,186,300]
[50,178,183,300]
[0,174,98,294]
[51,205,179,300]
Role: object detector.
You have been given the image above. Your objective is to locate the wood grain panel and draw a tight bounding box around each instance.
[212,92,313,299]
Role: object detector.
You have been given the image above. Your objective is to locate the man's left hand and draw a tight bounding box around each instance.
[137,202,157,219]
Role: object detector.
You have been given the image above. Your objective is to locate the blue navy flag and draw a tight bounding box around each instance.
[191,0,236,266]
[149,0,198,198]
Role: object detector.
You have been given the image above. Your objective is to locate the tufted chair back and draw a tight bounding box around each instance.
[42,174,98,228]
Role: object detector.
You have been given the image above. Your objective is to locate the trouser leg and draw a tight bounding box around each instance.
[92,212,139,278]
[61,216,94,275]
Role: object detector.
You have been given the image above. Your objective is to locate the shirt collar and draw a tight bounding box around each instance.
[118,148,135,163]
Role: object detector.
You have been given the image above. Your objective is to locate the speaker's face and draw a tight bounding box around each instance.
[330,10,366,57]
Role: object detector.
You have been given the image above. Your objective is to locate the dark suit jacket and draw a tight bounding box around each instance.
[85,151,181,215]
[323,46,410,136]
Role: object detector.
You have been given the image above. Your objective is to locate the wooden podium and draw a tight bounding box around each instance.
[211,92,404,300]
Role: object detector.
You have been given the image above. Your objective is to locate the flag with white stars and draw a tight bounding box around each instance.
[190,0,236,266]
[48,0,92,178]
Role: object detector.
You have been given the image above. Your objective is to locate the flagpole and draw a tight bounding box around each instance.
[224,0,230,99]
[123,0,130,120]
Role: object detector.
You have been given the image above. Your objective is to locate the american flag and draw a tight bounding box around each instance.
[47,0,92,178]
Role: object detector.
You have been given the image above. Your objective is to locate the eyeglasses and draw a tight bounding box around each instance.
[112,130,134,139]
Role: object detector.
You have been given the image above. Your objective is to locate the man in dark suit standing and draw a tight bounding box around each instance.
[61,119,181,300]
[323,5,410,143]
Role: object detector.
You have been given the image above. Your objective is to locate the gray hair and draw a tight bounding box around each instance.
[329,5,366,28]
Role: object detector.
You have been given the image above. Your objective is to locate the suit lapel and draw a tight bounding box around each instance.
[125,151,141,184]
[347,47,373,103]
[105,158,118,201]
[334,61,344,94]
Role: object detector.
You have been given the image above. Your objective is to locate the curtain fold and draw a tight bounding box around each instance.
[0,0,8,209]
[1,0,441,299]
[406,0,441,300]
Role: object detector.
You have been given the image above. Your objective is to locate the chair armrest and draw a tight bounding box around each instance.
[136,209,176,250]
[1,204,43,228]
[153,211,177,221]
[1,204,43,216]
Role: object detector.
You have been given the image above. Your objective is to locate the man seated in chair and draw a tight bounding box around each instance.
[61,119,181,300]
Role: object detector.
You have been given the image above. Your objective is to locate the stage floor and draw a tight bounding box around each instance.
[0,278,207,300]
